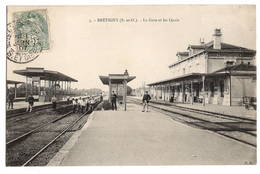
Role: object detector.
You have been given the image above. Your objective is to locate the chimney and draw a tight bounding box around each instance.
[200,38,205,45]
[213,28,222,49]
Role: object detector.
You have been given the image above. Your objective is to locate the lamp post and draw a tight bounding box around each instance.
[123,69,129,111]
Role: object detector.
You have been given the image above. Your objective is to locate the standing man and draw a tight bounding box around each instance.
[78,97,83,113]
[142,91,151,112]
[81,98,86,113]
[51,95,57,110]
[72,98,77,113]
[8,91,15,109]
[111,91,117,111]
[27,94,34,112]
[89,96,95,111]
[100,92,103,102]
[85,97,90,112]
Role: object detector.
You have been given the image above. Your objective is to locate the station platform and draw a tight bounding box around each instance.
[50,102,256,166]
[129,96,256,119]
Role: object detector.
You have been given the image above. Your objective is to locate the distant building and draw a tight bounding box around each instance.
[148,29,256,106]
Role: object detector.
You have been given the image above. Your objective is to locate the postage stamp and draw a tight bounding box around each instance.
[7,9,49,64]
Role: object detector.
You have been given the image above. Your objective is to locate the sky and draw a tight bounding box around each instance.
[7,5,256,91]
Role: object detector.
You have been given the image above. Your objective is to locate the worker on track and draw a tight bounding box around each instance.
[72,98,77,113]
[100,93,103,102]
[27,94,34,112]
[51,95,57,110]
[78,97,83,113]
[7,91,15,110]
[81,98,86,113]
[85,97,90,112]
[89,96,95,111]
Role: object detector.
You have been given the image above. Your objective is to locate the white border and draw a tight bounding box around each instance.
[1,1,259,174]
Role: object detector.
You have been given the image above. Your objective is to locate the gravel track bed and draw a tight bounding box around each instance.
[27,132,74,166]
[6,132,58,166]
[26,113,91,166]
[6,110,91,166]
[6,106,72,141]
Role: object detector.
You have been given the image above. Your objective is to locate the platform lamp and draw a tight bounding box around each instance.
[123,69,129,111]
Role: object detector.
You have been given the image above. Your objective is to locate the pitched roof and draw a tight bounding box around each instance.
[188,41,255,52]
[169,41,256,68]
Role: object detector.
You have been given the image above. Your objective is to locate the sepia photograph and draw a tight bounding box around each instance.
[3,4,257,168]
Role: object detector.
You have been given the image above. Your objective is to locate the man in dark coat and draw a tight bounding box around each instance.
[27,94,34,112]
[51,95,57,110]
[8,91,15,109]
[111,91,117,111]
[142,91,151,112]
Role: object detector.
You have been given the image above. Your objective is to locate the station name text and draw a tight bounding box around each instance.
[89,17,180,23]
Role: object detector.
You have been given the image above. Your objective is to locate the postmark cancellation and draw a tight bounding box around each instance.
[7,9,49,64]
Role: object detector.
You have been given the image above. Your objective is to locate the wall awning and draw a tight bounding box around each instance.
[148,64,256,86]
[147,73,205,86]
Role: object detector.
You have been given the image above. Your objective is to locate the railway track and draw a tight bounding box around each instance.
[6,101,70,120]
[6,111,73,146]
[6,101,101,166]
[129,98,256,148]
[7,104,73,126]
[138,99,255,122]
[22,111,90,166]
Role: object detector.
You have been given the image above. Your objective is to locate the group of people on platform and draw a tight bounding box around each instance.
[71,96,96,113]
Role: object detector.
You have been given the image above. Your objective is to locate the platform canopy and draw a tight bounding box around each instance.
[99,74,136,85]
[7,80,24,85]
[13,67,78,82]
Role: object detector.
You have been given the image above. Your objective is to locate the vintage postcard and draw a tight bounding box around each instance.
[5,5,256,167]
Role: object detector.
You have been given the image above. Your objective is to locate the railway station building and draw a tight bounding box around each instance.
[148,29,256,106]
[13,67,78,102]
